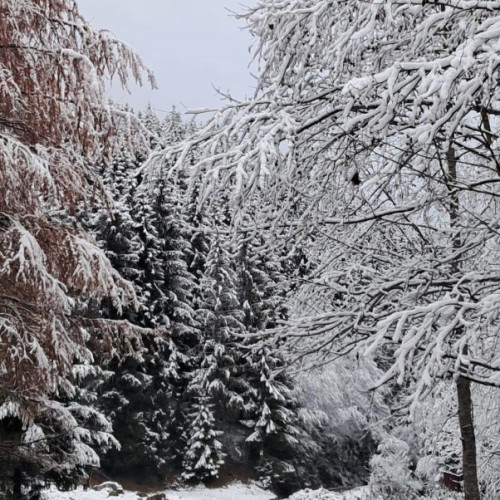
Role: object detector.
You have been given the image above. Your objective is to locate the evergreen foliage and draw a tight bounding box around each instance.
[181,397,225,483]
[88,109,199,479]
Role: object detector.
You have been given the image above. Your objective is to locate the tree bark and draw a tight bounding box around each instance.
[448,144,480,499]
[12,467,23,500]
[457,375,481,500]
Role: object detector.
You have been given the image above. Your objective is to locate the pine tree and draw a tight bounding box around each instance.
[244,344,317,495]
[233,230,320,493]
[162,107,189,146]
[97,336,175,479]
[134,170,200,468]
[89,137,175,478]
[194,227,245,398]
[236,231,288,332]
[181,225,243,480]
[140,103,163,150]
[181,396,225,483]
[90,107,201,479]
[93,151,142,313]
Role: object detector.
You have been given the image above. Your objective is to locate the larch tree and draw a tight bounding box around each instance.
[145,1,500,498]
[0,0,153,494]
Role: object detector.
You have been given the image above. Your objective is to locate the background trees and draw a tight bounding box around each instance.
[81,106,324,490]
[88,110,196,481]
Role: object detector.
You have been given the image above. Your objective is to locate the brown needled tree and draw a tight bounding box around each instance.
[0,0,155,495]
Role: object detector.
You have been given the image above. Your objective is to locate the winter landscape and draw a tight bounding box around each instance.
[2,1,500,499]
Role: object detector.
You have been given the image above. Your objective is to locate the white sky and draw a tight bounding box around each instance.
[78,0,257,116]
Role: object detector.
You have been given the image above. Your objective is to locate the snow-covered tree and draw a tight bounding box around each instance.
[244,344,320,495]
[130,167,200,470]
[181,219,244,482]
[396,380,500,498]
[181,396,225,483]
[235,231,287,332]
[140,104,163,150]
[87,108,200,479]
[296,357,389,489]
[369,435,423,499]
[193,225,245,397]
[0,0,154,494]
[231,231,319,492]
[145,2,500,497]
[92,151,142,319]
[96,336,175,479]
[162,107,191,146]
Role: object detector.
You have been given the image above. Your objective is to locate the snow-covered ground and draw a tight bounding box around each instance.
[288,487,370,500]
[43,484,464,500]
[44,482,276,500]
[287,486,462,499]
[43,484,375,500]
[43,484,376,500]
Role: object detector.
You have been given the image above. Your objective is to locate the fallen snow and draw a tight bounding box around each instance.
[44,484,373,500]
[44,488,137,500]
[159,483,276,500]
[287,486,462,499]
[44,483,465,500]
[287,487,370,500]
[44,482,276,500]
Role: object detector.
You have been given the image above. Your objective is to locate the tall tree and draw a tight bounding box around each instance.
[150,2,500,497]
[181,396,225,483]
[0,1,153,494]
[89,108,200,479]
[182,221,244,480]
[234,231,315,491]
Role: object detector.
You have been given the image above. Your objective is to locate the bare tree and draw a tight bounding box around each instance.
[148,1,500,497]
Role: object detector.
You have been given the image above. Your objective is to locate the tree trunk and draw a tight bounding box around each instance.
[448,144,480,499]
[12,467,23,500]
[456,375,480,500]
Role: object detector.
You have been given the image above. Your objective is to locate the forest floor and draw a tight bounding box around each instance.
[44,481,276,499]
[44,483,463,499]
[43,483,374,500]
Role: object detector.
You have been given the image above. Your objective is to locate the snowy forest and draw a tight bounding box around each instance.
[3,1,500,499]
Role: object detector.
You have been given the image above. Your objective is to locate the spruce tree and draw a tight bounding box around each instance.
[233,231,319,493]
[162,107,189,146]
[89,139,173,478]
[181,396,225,483]
[182,223,244,480]
[245,344,319,495]
[139,103,163,150]
[192,226,245,401]
[90,106,201,479]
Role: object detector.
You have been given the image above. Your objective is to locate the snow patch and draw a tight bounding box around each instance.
[44,482,276,500]
[287,487,370,500]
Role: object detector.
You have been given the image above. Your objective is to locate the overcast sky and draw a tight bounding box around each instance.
[78,0,256,116]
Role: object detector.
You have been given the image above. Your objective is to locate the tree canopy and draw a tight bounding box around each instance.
[145,2,500,497]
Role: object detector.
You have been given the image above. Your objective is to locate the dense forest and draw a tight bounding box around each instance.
[2,1,500,500]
